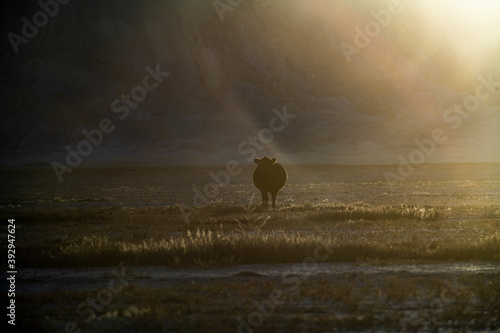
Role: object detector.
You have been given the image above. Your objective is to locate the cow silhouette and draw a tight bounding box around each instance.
[253,156,287,207]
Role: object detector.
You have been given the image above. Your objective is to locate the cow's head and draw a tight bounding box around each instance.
[254,157,277,171]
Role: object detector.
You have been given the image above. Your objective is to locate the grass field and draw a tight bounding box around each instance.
[3,203,500,269]
[1,163,499,332]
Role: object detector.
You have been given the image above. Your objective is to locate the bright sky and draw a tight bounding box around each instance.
[417,0,500,69]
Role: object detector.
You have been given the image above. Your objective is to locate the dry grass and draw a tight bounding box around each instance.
[280,202,448,221]
[49,232,500,267]
[1,202,499,268]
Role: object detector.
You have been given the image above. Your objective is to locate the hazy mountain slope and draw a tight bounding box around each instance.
[1,0,498,165]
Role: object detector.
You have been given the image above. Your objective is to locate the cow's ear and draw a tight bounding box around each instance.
[254,158,260,164]
[271,158,277,165]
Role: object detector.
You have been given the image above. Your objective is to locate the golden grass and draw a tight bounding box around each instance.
[14,226,500,268]
[280,202,448,221]
[2,203,499,268]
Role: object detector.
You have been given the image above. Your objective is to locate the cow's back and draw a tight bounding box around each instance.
[253,163,287,192]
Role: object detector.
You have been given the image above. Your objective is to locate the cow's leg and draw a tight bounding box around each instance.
[271,191,277,207]
[261,190,269,206]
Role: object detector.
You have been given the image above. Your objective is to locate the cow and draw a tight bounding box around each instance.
[253,156,287,207]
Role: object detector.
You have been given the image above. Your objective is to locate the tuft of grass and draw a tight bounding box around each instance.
[3,203,497,268]
[282,202,448,221]
[15,229,500,268]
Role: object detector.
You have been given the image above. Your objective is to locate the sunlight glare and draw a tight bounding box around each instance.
[419,0,500,69]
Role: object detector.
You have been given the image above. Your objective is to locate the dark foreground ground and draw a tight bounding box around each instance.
[0,163,499,332]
